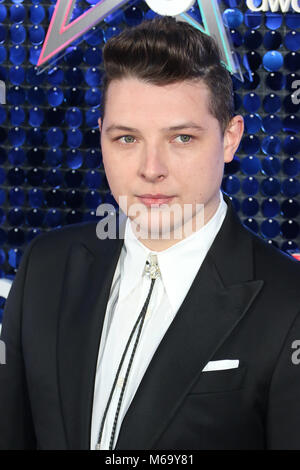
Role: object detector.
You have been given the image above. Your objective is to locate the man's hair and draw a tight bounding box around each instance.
[100,16,234,136]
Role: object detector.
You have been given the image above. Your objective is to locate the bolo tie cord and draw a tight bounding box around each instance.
[96,274,157,450]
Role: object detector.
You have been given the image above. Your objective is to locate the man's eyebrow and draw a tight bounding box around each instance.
[104,122,206,134]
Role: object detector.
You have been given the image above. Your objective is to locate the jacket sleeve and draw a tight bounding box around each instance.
[0,237,39,449]
[266,308,300,449]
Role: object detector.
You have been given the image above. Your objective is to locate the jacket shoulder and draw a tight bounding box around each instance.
[247,226,300,288]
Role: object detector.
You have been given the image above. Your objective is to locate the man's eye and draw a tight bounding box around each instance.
[119,135,136,144]
[175,135,193,144]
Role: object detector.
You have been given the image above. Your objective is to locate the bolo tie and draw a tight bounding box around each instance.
[96,253,161,450]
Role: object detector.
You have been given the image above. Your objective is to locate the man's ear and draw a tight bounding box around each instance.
[223,115,244,164]
[98,118,102,132]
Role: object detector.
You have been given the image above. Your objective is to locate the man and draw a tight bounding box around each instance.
[0,16,300,450]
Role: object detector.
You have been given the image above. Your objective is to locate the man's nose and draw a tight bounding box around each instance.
[138,144,169,182]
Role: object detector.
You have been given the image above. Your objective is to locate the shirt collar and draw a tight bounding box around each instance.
[118,190,228,310]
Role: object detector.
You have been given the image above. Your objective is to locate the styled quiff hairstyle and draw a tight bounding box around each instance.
[100,15,234,136]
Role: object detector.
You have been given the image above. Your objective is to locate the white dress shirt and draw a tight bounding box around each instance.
[90,190,228,450]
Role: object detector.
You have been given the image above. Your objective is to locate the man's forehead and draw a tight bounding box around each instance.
[106,76,210,96]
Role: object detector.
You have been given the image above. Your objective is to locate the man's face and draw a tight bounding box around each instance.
[99,77,243,249]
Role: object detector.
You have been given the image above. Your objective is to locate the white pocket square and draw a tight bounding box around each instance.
[202,359,239,372]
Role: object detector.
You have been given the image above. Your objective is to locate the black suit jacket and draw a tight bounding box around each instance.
[0,193,300,450]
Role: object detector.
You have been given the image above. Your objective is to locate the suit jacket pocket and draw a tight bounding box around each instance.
[188,365,247,395]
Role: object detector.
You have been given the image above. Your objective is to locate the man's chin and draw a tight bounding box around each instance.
[129,218,186,241]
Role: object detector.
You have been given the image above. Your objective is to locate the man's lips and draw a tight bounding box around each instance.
[137,195,175,207]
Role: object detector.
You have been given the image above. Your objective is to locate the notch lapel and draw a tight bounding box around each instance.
[57,215,125,449]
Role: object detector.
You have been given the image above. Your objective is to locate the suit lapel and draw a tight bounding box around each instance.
[57,214,125,449]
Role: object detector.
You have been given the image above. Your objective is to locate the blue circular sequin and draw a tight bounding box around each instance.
[10,106,25,126]
[242,177,259,196]
[281,220,299,239]
[286,13,300,30]
[243,92,261,112]
[122,5,144,27]
[8,65,25,85]
[262,114,282,134]
[8,127,26,146]
[263,30,282,50]
[46,148,62,167]
[8,147,25,166]
[263,93,281,113]
[284,31,300,51]
[9,187,25,207]
[65,107,82,128]
[30,4,45,24]
[283,136,300,155]
[47,67,64,85]
[85,88,101,107]
[46,128,64,148]
[263,51,283,71]
[261,177,281,196]
[67,129,83,149]
[0,4,6,22]
[9,45,26,65]
[29,25,45,45]
[85,149,102,169]
[84,47,103,66]
[285,52,300,72]
[283,115,300,134]
[261,136,281,155]
[244,114,262,133]
[281,199,300,218]
[10,24,26,45]
[45,190,64,208]
[282,178,300,198]
[223,8,244,28]
[265,12,282,30]
[29,107,44,126]
[241,197,259,216]
[64,47,83,66]
[10,4,26,23]
[86,108,101,128]
[265,72,285,90]
[28,188,44,208]
[26,66,44,86]
[283,157,299,177]
[244,29,262,49]
[104,26,121,41]
[244,9,262,29]
[66,150,83,170]
[242,135,260,154]
[241,155,261,175]
[261,219,280,238]
[0,45,6,63]
[261,198,280,217]
[85,190,102,210]
[84,170,103,189]
[47,87,64,107]
[84,26,104,46]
